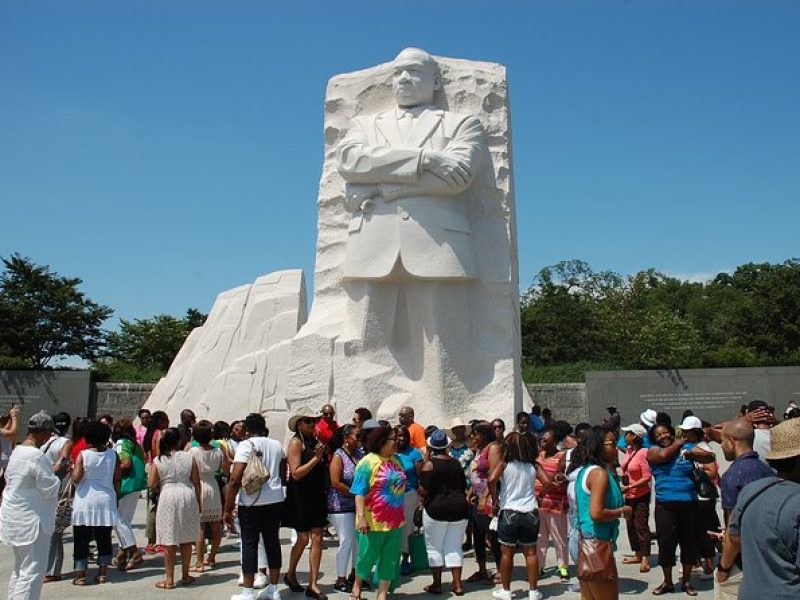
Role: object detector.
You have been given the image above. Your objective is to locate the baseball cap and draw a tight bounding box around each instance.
[361,419,380,431]
[620,423,647,439]
[679,416,703,431]
[28,410,55,432]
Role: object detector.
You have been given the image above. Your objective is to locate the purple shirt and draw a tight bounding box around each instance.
[720,451,774,512]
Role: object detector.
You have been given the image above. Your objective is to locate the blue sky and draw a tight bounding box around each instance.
[2,1,798,330]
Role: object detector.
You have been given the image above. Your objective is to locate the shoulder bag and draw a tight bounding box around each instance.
[576,466,618,582]
[242,440,270,497]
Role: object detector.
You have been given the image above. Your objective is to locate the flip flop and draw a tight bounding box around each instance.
[466,572,489,583]
[682,582,698,597]
[155,581,176,589]
[423,585,443,594]
[72,577,87,586]
[652,583,674,596]
[95,575,109,584]
[123,555,144,571]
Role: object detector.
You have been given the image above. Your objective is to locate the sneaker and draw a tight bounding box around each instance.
[529,589,544,600]
[492,589,512,600]
[333,581,352,594]
[254,573,268,589]
[558,566,569,582]
[257,585,280,600]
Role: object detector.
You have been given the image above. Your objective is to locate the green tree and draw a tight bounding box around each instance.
[0,254,112,368]
[99,309,207,379]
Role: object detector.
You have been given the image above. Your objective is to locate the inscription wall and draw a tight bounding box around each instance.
[585,367,800,425]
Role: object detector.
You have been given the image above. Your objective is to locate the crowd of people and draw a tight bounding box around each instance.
[0,398,798,600]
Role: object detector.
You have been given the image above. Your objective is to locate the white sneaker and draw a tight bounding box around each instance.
[529,589,544,600]
[257,588,280,600]
[254,573,268,589]
[492,589,513,600]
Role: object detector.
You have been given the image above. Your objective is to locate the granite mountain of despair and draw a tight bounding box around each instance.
[145,49,522,436]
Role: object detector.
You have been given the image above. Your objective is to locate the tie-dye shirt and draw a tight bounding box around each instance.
[350,453,407,532]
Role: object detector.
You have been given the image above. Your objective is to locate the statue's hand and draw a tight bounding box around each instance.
[421,150,471,188]
[344,185,380,211]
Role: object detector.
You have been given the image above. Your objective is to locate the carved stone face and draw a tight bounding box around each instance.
[392,48,440,108]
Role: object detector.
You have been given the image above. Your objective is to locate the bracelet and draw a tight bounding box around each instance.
[717,563,732,574]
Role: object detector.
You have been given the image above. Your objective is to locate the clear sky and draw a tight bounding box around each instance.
[2,0,798,329]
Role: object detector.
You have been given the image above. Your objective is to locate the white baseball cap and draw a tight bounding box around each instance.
[679,416,703,431]
[620,423,648,439]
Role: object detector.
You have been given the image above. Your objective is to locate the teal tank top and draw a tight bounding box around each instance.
[575,465,624,545]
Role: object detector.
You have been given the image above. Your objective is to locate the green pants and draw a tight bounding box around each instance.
[356,528,402,583]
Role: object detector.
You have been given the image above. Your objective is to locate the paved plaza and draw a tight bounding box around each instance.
[1,500,717,600]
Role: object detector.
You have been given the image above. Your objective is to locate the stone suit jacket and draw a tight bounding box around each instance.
[337,107,484,280]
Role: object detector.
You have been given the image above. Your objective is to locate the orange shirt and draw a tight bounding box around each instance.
[407,422,427,450]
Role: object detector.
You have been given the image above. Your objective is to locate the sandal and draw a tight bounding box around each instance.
[72,577,87,586]
[652,583,675,596]
[682,582,698,597]
[622,556,642,564]
[155,581,176,589]
[640,561,651,573]
[123,554,144,571]
[204,556,216,567]
[466,571,489,583]
[180,576,196,585]
[423,585,443,594]
[95,575,109,584]
[190,564,205,572]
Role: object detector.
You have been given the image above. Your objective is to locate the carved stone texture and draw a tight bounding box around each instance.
[283,49,522,430]
[144,269,307,434]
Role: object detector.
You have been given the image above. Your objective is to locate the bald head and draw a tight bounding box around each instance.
[723,419,755,445]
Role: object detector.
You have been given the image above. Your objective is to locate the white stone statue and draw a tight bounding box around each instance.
[282,47,523,428]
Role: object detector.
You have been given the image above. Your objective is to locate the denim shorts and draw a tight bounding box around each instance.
[497,508,539,546]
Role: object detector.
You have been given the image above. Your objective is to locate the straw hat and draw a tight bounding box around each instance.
[765,418,800,460]
[287,412,319,433]
[445,417,471,439]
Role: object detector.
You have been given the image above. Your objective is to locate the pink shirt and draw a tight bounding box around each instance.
[621,447,651,500]
[134,424,147,447]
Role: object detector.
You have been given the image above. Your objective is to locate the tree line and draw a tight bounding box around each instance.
[3,253,799,383]
[521,258,800,382]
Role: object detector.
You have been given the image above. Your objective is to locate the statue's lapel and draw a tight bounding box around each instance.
[406,109,443,148]
[375,113,404,146]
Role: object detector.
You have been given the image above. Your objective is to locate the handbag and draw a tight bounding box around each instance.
[408,530,430,573]
[575,466,618,582]
[242,441,270,496]
[55,478,75,534]
[691,466,719,500]
[412,505,423,528]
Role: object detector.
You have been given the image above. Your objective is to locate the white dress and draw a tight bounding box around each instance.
[71,449,119,527]
[189,446,223,522]
[155,451,200,545]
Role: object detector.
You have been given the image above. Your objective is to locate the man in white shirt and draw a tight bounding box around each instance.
[0,411,61,600]
[225,413,286,600]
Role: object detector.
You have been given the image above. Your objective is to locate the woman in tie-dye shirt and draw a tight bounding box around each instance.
[349,425,407,600]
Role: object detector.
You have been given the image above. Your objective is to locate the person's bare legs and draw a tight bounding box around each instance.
[451,566,463,593]
[427,566,443,592]
[207,522,221,565]
[194,528,206,571]
[376,579,391,600]
[180,543,194,584]
[521,544,540,590]
[308,528,324,594]
[499,545,514,591]
[161,545,176,587]
[286,530,309,586]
